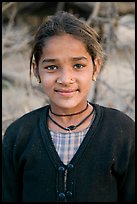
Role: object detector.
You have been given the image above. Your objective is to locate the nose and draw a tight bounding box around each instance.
[57,69,75,85]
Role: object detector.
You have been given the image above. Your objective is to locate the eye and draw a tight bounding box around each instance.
[44,65,58,70]
[74,64,85,69]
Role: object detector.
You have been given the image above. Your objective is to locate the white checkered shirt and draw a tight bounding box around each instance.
[50,126,89,165]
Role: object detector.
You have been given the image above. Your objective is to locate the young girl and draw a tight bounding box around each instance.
[2,11,135,202]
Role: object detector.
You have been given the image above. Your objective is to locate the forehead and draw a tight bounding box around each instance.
[42,34,88,56]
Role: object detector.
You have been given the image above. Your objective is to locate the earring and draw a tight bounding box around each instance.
[32,55,35,61]
[92,76,96,81]
[36,78,41,83]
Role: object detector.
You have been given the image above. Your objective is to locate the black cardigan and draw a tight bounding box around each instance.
[2,103,135,202]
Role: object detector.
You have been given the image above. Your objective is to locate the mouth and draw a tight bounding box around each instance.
[55,89,79,97]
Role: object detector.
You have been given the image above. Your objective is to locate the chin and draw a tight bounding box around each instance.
[51,99,85,110]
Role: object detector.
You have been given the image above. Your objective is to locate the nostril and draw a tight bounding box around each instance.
[56,78,75,85]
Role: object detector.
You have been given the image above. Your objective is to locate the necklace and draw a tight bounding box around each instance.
[48,108,94,131]
[49,102,89,117]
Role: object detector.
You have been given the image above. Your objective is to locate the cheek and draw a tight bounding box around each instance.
[82,71,93,85]
[84,78,93,91]
[40,74,54,89]
[82,73,93,92]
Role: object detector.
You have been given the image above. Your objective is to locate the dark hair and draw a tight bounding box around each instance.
[30,11,104,77]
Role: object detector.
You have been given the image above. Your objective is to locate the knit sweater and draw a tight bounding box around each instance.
[2,103,135,202]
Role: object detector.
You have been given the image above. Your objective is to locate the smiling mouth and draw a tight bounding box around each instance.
[55,89,79,97]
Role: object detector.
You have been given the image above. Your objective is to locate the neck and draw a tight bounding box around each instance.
[48,106,94,132]
[48,103,94,132]
[49,102,89,117]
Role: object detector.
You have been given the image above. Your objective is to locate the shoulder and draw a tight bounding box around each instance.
[93,103,135,133]
[9,105,49,126]
[3,105,50,141]
[93,103,134,123]
[93,103,135,150]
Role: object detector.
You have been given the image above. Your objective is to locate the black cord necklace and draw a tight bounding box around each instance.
[49,102,89,117]
[48,108,94,131]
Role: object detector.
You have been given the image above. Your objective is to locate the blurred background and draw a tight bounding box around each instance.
[2,2,135,136]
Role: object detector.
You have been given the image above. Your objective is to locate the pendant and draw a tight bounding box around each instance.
[66,125,77,131]
[66,126,76,131]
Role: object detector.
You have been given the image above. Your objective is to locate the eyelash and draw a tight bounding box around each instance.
[44,64,85,71]
[74,64,85,69]
[44,65,58,70]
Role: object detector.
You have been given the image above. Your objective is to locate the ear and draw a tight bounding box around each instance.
[32,61,41,83]
[92,58,102,81]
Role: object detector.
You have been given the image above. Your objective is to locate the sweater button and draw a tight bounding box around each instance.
[66,191,72,197]
[58,166,65,172]
[67,164,74,169]
[58,192,66,200]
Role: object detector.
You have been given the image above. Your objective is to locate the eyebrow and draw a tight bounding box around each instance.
[42,56,88,64]
[42,58,57,64]
[72,56,88,61]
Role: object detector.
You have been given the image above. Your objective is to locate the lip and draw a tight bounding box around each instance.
[55,89,79,97]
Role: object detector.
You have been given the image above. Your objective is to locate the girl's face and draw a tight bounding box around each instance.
[33,34,100,111]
